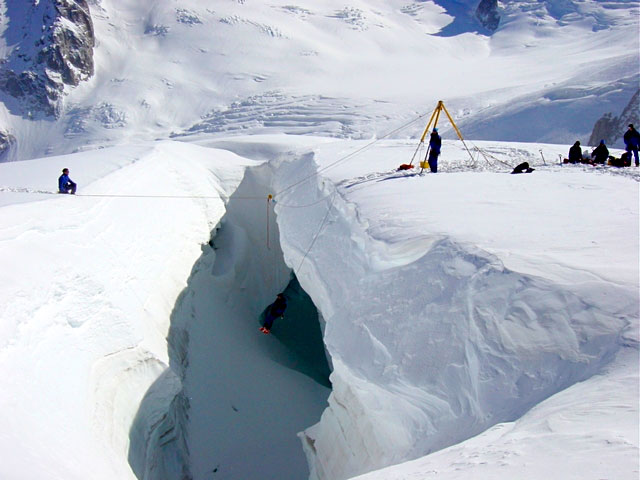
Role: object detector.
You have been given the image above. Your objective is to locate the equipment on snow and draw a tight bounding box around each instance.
[405,100,474,173]
[608,153,632,168]
[397,164,414,171]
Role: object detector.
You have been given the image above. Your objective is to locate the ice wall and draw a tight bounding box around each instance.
[272,154,636,480]
[0,142,255,480]
[165,160,332,480]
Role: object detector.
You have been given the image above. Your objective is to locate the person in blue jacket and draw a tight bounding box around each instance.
[428,128,441,173]
[623,124,640,167]
[58,168,77,194]
[259,293,287,334]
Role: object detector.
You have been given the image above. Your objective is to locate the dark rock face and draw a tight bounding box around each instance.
[0,129,17,162]
[0,0,95,117]
[589,89,640,147]
[476,0,500,31]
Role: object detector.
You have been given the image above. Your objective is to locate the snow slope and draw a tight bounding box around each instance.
[267,137,639,479]
[352,348,638,480]
[0,141,256,479]
[0,134,638,480]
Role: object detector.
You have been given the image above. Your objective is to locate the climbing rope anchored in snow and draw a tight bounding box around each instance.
[293,191,337,276]
[0,186,59,195]
[273,111,432,199]
[0,188,267,201]
[0,106,512,282]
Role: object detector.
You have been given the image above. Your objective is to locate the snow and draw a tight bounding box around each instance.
[269,137,638,479]
[0,141,255,479]
[352,348,639,480]
[322,141,639,287]
[1,139,638,480]
[0,0,639,479]
[2,0,639,158]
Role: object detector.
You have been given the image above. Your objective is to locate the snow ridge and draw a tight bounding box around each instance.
[272,151,637,479]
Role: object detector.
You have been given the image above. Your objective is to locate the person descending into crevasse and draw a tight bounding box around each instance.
[623,124,640,167]
[58,168,77,194]
[428,128,441,173]
[259,293,287,334]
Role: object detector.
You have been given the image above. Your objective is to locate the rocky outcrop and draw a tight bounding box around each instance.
[476,0,500,31]
[0,129,17,161]
[0,0,95,117]
[589,89,640,147]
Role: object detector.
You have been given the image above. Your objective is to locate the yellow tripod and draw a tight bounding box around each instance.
[409,100,474,172]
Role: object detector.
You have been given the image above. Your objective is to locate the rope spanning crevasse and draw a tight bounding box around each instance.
[2,105,508,276]
[294,192,337,276]
[0,188,266,200]
[274,112,431,199]
[2,102,502,202]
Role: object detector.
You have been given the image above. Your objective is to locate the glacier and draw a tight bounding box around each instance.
[0,0,639,478]
[271,139,639,479]
[0,135,637,480]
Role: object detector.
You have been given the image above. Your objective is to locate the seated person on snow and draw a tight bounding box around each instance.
[567,141,583,164]
[58,168,77,194]
[591,140,609,164]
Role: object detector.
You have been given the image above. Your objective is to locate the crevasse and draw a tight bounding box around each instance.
[129,154,333,480]
[130,149,632,480]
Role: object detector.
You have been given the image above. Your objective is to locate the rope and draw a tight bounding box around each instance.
[274,191,335,209]
[74,193,263,199]
[0,187,56,195]
[294,191,337,275]
[0,188,267,200]
[467,142,513,168]
[2,108,482,205]
[266,195,272,250]
[0,185,336,211]
[408,140,424,167]
[5,117,420,206]
[274,112,430,198]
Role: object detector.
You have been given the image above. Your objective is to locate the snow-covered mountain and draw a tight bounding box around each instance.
[0,0,638,160]
[0,1,638,480]
[589,88,640,147]
[0,0,94,118]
